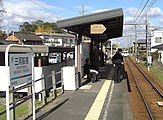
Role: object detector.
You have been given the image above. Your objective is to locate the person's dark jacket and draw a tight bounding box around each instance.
[111,52,123,64]
[84,63,91,75]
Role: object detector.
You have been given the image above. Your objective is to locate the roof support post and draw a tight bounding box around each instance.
[90,39,93,64]
[90,39,100,70]
[76,33,82,87]
[100,42,104,65]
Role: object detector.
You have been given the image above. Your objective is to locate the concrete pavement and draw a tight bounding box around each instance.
[27,62,133,120]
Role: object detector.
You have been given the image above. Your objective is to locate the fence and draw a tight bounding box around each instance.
[0,70,64,120]
[0,60,75,120]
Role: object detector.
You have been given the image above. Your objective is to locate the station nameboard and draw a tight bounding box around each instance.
[90,24,106,34]
[9,54,32,87]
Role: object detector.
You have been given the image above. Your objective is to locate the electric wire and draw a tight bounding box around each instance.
[29,0,61,20]
[123,0,149,41]
[3,10,41,21]
[125,0,157,41]
[137,0,158,25]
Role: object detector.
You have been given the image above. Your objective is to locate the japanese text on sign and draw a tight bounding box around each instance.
[9,54,32,87]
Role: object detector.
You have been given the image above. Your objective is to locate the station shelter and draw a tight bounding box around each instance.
[57,8,124,86]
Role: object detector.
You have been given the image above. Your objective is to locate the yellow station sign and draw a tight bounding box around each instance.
[90,24,106,34]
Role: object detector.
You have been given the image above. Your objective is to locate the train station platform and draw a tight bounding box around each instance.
[32,61,133,120]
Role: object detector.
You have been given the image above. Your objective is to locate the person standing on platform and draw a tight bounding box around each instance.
[111,48,124,83]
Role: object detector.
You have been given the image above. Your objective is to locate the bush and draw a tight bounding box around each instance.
[151,51,159,60]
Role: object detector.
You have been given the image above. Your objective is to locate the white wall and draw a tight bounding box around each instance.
[0,66,47,93]
[0,60,75,92]
[151,31,163,52]
[0,66,9,91]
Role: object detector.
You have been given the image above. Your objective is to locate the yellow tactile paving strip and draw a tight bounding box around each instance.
[84,80,112,120]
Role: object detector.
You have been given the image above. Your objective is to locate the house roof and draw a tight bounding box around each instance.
[14,32,43,42]
[57,8,123,42]
[152,43,163,50]
[0,39,17,45]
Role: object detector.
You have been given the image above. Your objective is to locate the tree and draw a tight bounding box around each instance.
[19,20,64,33]
[0,31,2,36]
[19,22,36,32]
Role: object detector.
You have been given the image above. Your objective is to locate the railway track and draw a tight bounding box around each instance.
[125,57,163,120]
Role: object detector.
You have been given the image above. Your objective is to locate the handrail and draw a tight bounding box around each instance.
[0,69,63,116]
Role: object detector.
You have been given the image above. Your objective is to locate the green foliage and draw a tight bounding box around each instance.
[151,61,163,81]
[0,31,2,36]
[0,104,6,120]
[19,20,64,33]
[0,31,6,39]
[138,51,146,61]
[0,104,5,112]
[151,51,159,60]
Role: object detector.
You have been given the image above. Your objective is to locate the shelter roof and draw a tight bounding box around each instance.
[57,8,123,42]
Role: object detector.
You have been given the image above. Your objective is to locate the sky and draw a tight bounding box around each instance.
[1,0,163,47]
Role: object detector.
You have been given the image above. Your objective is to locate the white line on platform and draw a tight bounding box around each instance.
[79,85,92,89]
[84,80,112,120]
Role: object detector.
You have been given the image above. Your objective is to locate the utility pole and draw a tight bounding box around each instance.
[0,0,4,31]
[124,23,145,63]
[134,24,139,63]
[145,14,150,71]
[80,4,85,15]
[129,34,131,55]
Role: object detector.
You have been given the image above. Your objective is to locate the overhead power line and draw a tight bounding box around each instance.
[29,0,61,20]
[124,0,149,39]
[48,1,79,13]
[4,10,40,21]
[133,0,150,24]
[132,0,146,22]
[137,0,158,24]
[125,0,158,40]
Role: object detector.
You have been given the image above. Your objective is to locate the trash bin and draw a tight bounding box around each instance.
[62,66,79,90]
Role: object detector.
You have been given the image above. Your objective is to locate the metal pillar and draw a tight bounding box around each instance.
[90,38,94,63]
[110,39,113,58]
[77,34,82,86]
[61,52,64,62]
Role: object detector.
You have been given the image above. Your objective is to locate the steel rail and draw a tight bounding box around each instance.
[125,58,155,120]
[129,57,163,97]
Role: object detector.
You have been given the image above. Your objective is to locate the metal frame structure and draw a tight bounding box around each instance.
[5,44,35,120]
